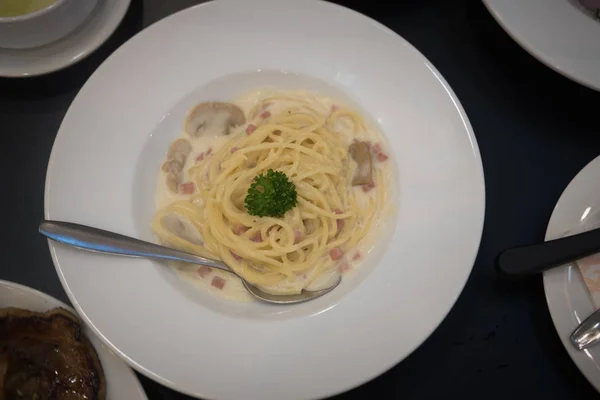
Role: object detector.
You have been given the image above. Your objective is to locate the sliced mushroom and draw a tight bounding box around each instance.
[165,172,181,192]
[167,138,192,163]
[348,141,373,186]
[163,138,192,193]
[185,102,246,138]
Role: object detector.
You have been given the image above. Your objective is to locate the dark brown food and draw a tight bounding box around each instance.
[0,307,106,400]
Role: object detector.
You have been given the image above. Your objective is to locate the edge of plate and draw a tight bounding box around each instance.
[0,0,131,78]
[482,0,600,92]
[543,154,600,393]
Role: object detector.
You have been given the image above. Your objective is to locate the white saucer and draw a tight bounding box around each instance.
[0,280,148,400]
[0,0,130,77]
[484,0,600,91]
[545,154,600,392]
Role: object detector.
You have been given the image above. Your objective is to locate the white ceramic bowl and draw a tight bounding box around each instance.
[45,1,485,399]
[0,0,97,49]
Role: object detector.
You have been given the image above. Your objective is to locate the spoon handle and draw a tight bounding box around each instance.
[496,227,600,278]
[571,308,600,350]
[39,220,232,273]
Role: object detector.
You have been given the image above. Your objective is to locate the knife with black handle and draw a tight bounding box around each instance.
[496,227,600,278]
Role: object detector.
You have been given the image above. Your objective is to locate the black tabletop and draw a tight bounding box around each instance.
[2,0,600,399]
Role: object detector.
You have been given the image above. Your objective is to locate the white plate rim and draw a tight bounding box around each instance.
[544,154,600,392]
[483,0,600,92]
[0,0,130,78]
[0,279,148,400]
[44,1,486,398]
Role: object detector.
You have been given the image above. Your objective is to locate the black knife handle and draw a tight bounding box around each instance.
[496,227,600,278]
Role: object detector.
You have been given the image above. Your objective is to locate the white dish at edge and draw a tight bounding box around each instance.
[0,0,97,49]
[545,154,600,393]
[484,0,600,91]
[0,0,130,77]
[0,280,148,400]
[44,1,485,399]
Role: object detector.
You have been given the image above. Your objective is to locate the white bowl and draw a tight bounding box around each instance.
[0,0,97,49]
[45,1,485,399]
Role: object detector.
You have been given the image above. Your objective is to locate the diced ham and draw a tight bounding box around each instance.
[294,230,303,244]
[329,247,343,261]
[180,182,195,194]
[195,148,213,162]
[260,111,271,119]
[333,208,343,214]
[197,266,212,278]
[372,142,388,162]
[246,124,257,135]
[233,224,249,235]
[231,147,238,153]
[231,251,242,261]
[211,276,226,290]
[377,152,389,162]
[331,105,340,112]
[338,260,350,273]
[352,252,361,261]
[362,182,376,192]
[251,232,262,242]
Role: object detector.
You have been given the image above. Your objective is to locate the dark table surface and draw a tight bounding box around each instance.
[2,0,600,399]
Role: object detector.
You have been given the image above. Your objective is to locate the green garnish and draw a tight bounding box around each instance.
[245,169,298,217]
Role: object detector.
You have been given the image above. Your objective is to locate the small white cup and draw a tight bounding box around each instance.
[0,0,97,49]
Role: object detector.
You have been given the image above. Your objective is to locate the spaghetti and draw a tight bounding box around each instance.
[153,91,388,295]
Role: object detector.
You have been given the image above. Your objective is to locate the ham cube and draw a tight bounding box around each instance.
[211,276,226,290]
[180,182,195,194]
[246,124,257,135]
[338,260,350,273]
[329,247,343,261]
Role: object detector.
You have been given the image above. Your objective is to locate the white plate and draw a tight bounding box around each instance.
[0,0,130,77]
[0,280,147,400]
[44,1,485,399]
[545,154,600,392]
[484,0,600,91]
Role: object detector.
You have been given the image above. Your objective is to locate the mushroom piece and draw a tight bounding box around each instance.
[163,138,192,193]
[348,141,373,186]
[185,102,246,138]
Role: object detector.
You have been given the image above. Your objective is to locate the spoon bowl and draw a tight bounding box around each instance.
[39,220,341,305]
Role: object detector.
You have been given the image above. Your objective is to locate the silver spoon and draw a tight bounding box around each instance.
[571,310,600,350]
[39,220,341,305]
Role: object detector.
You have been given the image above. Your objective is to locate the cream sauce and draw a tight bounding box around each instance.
[155,88,396,302]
